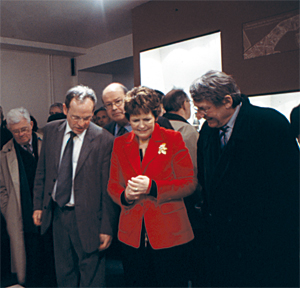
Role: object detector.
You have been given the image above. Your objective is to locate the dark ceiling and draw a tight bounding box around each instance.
[0,0,150,48]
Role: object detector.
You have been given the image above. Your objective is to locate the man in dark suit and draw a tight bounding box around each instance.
[190,71,299,287]
[102,83,173,137]
[33,85,117,287]
[102,83,132,136]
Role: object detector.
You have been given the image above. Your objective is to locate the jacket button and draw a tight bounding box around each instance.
[209,213,212,217]
[48,192,51,196]
[44,206,47,209]
[53,179,56,182]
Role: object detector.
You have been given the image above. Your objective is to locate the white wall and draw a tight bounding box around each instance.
[76,35,133,71]
[113,71,134,91]
[0,49,74,127]
[75,35,134,107]
[52,55,78,104]
[78,71,112,108]
[0,35,133,128]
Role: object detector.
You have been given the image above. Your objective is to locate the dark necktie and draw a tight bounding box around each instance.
[24,144,34,156]
[117,126,127,137]
[219,125,229,149]
[55,131,76,207]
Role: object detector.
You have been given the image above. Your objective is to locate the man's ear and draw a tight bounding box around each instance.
[30,121,34,129]
[223,95,233,109]
[63,103,68,116]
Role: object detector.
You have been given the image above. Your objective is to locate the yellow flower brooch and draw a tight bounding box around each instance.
[158,143,167,155]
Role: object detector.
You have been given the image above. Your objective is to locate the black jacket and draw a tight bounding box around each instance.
[196,97,299,287]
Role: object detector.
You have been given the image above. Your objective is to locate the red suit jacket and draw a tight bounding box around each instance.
[108,123,195,249]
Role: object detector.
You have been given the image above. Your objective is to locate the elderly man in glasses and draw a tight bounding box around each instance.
[102,83,132,137]
[102,83,173,137]
[190,70,299,287]
[0,107,56,287]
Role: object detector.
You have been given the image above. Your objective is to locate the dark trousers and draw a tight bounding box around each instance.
[121,241,191,287]
[52,204,106,287]
[24,229,57,287]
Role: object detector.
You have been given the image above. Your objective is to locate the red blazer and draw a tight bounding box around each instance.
[108,123,195,249]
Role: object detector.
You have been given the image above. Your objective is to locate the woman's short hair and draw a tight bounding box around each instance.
[65,85,97,110]
[124,86,161,120]
[190,70,242,108]
[6,107,31,129]
[163,89,189,112]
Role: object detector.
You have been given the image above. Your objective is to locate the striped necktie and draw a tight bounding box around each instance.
[219,125,229,149]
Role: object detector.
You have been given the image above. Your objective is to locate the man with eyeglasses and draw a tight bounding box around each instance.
[102,83,132,137]
[32,85,118,287]
[102,83,173,137]
[0,107,56,286]
[189,71,299,287]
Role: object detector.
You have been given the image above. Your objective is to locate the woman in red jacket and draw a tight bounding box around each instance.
[107,86,196,287]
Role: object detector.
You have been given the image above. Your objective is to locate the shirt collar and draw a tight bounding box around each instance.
[65,122,87,141]
[164,112,188,123]
[225,102,242,130]
[22,135,33,149]
[115,122,132,135]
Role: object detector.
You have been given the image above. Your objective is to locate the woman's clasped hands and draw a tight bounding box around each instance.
[125,175,150,203]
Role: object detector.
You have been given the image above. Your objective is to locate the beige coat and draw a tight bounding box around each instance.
[0,134,42,284]
[169,120,199,170]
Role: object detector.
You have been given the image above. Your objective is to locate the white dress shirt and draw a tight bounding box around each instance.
[52,122,86,206]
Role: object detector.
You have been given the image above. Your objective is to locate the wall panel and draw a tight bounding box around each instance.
[132,1,299,95]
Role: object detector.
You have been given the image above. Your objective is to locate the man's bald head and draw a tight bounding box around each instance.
[102,83,128,97]
[102,83,129,125]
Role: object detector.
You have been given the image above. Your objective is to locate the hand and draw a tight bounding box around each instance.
[98,234,112,251]
[33,210,42,226]
[125,175,150,202]
[128,175,150,194]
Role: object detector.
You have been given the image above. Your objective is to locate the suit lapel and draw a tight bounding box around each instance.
[6,141,21,210]
[54,121,67,172]
[141,124,163,173]
[124,132,142,175]
[209,140,232,199]
[202,129,222,199]
[206,100,249,203]
[75,124,96,177]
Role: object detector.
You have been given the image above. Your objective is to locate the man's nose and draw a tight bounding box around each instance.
[19,130,27,136]
[196,110,206,119]
[77,118,85,125]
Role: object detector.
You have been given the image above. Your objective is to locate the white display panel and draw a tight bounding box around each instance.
[140,32,222,94]
[140,31,222,127]
[249,91,300,122]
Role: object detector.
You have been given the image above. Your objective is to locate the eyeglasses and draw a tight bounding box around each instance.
[104,99,124,110]
[70,115,93,122]
[11,126,30,135]
[193,105,211,115]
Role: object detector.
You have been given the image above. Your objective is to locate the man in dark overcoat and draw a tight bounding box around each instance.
[190,70,299,287]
